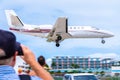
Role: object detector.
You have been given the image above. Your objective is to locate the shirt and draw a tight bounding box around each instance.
[0,65,41,80]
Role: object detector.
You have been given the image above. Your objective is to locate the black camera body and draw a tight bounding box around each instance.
[16,42,23,55]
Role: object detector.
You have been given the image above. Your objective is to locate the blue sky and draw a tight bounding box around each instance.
[0,0,120,65]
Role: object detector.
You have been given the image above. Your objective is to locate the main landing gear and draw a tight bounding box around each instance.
[55,36,62,47]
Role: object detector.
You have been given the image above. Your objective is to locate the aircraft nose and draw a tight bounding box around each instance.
[110,34,114,37]
[107,32,114,37]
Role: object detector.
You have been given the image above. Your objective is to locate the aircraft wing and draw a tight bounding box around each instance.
[47,17,71,42]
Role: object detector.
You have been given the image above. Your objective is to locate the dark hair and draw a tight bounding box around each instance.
[37,56,45,66]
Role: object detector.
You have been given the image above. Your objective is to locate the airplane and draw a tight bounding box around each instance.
[5,10,114,47]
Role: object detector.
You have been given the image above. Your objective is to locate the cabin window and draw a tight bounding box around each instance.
[70,27,72,29]
[81,27,84,29]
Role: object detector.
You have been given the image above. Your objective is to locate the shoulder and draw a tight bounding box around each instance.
[31,76,42,80]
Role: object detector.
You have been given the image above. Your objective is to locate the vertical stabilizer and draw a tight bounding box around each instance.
[5,10,24,28]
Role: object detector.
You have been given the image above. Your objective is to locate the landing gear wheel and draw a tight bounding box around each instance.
[56,43,60,47]
[101,40,105,44]
[55,35,62,47]
[57,36,62,40]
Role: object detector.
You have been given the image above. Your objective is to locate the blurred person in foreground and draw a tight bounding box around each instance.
[0,29,53,80]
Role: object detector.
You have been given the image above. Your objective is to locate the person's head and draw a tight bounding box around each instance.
[37,55,46,66]
[0,29,18,66]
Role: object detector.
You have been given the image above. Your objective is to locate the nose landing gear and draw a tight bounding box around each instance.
[101,38,105,44]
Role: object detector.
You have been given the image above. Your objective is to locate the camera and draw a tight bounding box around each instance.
[16,42,23,55]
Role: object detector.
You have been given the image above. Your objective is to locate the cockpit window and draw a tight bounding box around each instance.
[92,27,99,30]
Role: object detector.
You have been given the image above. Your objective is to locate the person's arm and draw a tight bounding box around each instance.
[20,45,54,80]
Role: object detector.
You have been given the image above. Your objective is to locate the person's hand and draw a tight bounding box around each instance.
[20,44,36,64]
[20,44,54,80]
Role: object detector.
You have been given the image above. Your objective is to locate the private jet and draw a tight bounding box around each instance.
[5,10,114,47]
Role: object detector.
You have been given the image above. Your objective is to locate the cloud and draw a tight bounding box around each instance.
[46,58,52,67]
[88,53,120,59]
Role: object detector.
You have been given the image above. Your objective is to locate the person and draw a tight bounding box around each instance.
[37,55,48,69]
[38,56,46,67]
[29,55,48,76]
[0,29,53,80]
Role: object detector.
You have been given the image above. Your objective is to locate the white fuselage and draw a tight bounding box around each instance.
[5,10,114,47]
[10,25,114,38]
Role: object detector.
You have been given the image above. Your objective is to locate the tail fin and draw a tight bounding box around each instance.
[5,10,24,28]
